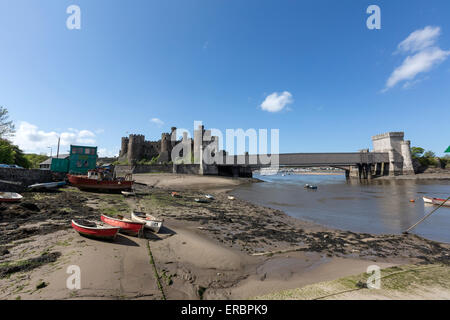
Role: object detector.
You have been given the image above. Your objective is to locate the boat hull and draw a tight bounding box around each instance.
[0,192,23,203]
[101,214,144,236]
[131,211,163,233]
[68,175,133,193]
[71,220,120,241]
[423,196,450,207]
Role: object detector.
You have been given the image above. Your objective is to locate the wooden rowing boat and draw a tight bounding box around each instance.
[0,192,23,203]
[100,214,145,236]
[71,219,120,241]
[423,196,450,207]
[131,211,164,233]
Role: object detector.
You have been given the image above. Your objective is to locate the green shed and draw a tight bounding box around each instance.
[50,158,70,173]
[69,145,98,174]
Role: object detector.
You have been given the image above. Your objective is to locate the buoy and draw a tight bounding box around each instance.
[410,199,415,203]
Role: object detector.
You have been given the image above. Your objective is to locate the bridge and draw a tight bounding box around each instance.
[198,132,415,179]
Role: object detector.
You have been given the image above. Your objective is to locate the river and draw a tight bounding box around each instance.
[233,173,450,244]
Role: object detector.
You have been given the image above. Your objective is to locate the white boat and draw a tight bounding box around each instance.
[423,196,433,204]
[28,181,66,190]
[228,196,235,200]
[205,194,215,200]
[131,211,164,233]
[0,192,23,203]
[121,191,135,197]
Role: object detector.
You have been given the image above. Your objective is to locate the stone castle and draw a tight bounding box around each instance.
[119,125,219,165]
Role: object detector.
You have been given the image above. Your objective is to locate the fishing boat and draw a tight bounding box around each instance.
[131,211,164,233]
[423,196,450,207]
[205,194,215,200]
[100,214,145,236]
[0,192,23,203]
[71,219,120,241]
[28,181,66,190]
[68,169,133,193]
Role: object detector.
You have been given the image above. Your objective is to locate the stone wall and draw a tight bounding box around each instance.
[0,168,65,192]
[173,164,200,175]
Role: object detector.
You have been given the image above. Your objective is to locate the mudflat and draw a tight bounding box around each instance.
[0,174,449,300]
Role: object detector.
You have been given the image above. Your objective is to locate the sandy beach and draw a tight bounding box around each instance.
[1,173,449,300]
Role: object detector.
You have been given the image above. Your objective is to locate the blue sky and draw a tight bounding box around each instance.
[1,0,450,156]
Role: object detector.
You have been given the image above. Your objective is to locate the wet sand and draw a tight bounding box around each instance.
[0,174,449,300]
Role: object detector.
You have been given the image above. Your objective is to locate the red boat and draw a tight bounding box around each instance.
[423,196,450,207]
[67,169,133,193]
[100,214,145,236]
[71,219,120,241]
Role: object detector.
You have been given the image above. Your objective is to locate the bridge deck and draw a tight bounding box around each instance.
[217,152,389,167]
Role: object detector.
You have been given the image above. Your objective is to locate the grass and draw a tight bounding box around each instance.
[254,264,450,300]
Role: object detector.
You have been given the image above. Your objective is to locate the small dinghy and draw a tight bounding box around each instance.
[171,192,181,198]
[101,214,145,236]
[205,194,215,200]
[304,184,318,190]
[228,196,235,200]
[131,211,164,233]
[423,196,450,207]
[28,181,66,190]
[71,219,120,241]
[195,198,209,203]
[0,192,23,203]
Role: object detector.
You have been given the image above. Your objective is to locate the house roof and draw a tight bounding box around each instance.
[39,154,70,166]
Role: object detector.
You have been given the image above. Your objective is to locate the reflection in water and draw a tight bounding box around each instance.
[233,174,450,243]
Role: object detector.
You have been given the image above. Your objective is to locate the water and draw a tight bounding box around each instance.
[233,173,450,243]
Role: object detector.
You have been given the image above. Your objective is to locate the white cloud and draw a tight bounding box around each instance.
[260,91,293,113]
[396,26,441,54]
[150,118,164,127]
[98,148,118,158]
[384,26,450,91]
[12,121,97,154]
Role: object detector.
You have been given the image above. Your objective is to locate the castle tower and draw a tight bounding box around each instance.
[127,134,145,165]
[401,140,415,175]
[119,137,129,158]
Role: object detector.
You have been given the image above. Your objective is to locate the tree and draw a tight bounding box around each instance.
[0,139,31,168]
[423,151,436,159]
[411,147,425,159]
[24,153,49,169]
[0,106,15,138]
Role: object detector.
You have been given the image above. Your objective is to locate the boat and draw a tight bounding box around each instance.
[121,191,135,197]
[28,181,66,190]
[71,219,120,241]
[195,198,209,203]
[423,196,434,204]
[205,194,215,200]
[423,196,450,207]
[228,196,235,200]
[100,214,145,236]
[68,169,133,193]
[304,184,318,190]
[0,192,23,203]
[171,192,181,198]
[131,211,164,233]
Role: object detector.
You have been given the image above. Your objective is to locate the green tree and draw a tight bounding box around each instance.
[411,147,425,159]
[0,139,31,168]
[24,153,49,169]
[423,151,436,158]
[0,106,15,138]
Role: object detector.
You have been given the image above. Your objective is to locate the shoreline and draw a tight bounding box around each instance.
[0,173,449,300]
